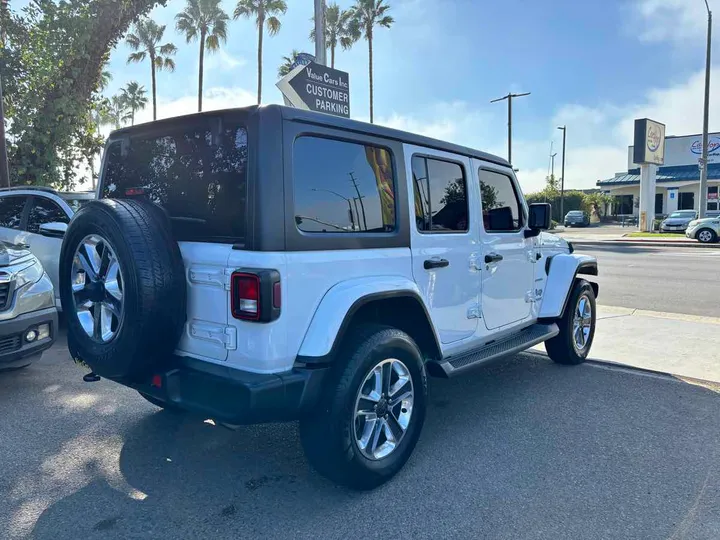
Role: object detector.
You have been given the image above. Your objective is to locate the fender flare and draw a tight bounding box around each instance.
[296,276,441,364]
[538,254,599,319]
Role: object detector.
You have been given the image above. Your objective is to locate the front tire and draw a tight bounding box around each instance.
[299,325,427,490]
[545,279,596,365]
[696,228,718,244]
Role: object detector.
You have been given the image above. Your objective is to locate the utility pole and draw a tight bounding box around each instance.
[700,0,712,218]
[490,91,530,165]
[558,125,567,219]
[0,73,9,187]
[311,188,356,230]
[314,0,327,66]
[349,172,367,230]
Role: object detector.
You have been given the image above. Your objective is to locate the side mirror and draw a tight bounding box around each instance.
[525,203,551,238]
[38,222,68,239]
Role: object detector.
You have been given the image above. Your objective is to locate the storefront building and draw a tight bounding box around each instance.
[597,132,720,217]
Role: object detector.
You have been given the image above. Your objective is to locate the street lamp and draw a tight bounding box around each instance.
[699,0,712,218]
[557,125,567,220]
[311,188,357,230]
[490,91,531,165]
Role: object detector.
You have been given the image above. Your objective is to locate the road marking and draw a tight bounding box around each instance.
[651,251,720,257]
[599,304,720,325]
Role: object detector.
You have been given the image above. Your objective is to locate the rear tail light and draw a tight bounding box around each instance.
[231,273,260,320]
[231,269,281,322]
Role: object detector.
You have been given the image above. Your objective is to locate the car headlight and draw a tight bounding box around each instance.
[688,220,699,228]
[12,258,44,289]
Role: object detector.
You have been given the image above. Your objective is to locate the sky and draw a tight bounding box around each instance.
[33,0,720,193]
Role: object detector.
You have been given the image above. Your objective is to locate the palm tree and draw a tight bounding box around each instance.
[119,81,148,125]
[349,0,393,123]
[98,69,113,93]
[176,0,229,112]
[277,49,300,78]
[310,3,359,69]
[234,0,288,105]
[100,96,131,130]
[126,19,177,121]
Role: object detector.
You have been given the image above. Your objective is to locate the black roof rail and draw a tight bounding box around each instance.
[0,186,58,194]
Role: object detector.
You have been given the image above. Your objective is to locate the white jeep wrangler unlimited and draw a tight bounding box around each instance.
[59,106,598,489]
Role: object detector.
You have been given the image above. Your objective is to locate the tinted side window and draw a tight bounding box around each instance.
[0,196,27,230]
[479,169,523,232]
[293,136,396,233]
[27,197,69,233]
[412,156,468,232]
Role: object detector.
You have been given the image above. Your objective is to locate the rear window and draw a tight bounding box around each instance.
[101,120,248,242]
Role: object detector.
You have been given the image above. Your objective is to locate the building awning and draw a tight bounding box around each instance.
[597,164,720,186]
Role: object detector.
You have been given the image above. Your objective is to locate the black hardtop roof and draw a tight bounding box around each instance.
[109,104,510,168]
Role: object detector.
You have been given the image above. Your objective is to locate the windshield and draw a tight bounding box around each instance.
[567,211,584,216]
[101,118,248,243]
[669,211,696,218]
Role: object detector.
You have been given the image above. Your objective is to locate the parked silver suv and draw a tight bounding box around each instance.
[0,241,57,370]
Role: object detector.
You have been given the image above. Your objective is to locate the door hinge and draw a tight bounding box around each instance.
[189,320,237,350]
[468,253,482,271]
[467,305,481,319]
[189,266,233,290]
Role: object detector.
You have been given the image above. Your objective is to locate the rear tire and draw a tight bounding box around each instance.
[696,228,718,244]
[545,279,596,365]
[299,324,427,490]
[59,199,186,381]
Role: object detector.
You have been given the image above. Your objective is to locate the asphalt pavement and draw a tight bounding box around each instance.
[2,338,720,540]
[574,243,720,317]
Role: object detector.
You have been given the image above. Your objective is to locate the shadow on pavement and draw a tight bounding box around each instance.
[570,243,669,255]
[24,355,720,540]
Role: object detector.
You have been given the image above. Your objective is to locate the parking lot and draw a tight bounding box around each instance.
[2,333,719,540]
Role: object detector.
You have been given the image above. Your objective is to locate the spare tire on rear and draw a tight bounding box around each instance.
[59,199,186,381]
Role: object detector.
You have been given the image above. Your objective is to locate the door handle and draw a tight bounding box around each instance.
[484,253,504,264]
[424,258,450,270]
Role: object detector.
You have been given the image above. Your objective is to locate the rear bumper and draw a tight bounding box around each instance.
[131,356,330,424]
[0,307,57,368]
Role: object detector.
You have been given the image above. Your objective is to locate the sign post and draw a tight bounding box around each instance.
[276,61,350,118]
[633,119,666,232]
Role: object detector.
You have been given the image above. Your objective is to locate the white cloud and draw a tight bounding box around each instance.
[133,85,258,125]
[632,0,709,43]
[375,101,492,150]
[205,50,247,71]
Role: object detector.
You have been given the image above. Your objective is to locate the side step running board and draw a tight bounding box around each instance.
[427,323,559,378]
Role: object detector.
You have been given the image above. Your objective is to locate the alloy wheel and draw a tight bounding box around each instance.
[698,230,714,243]
[71,234,124,343]
[572,294,593,352]
[353,358,414,460]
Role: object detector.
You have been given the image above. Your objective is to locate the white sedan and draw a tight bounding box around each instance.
[686,216,720,243]
[0,187,95,308]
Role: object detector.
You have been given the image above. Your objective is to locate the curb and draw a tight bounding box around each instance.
[523,350,720,390]
[568,239,720,249]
